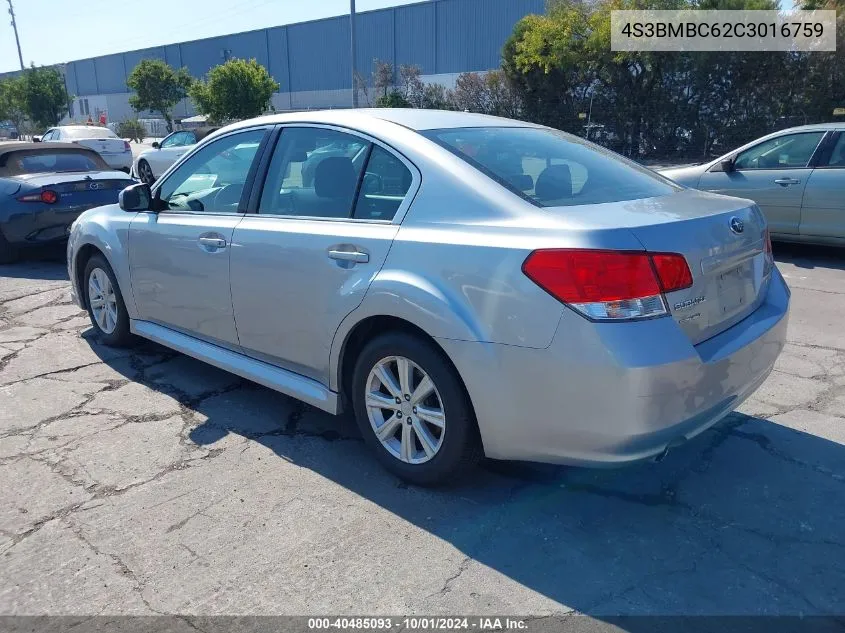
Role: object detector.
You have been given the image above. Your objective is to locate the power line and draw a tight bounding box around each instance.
[6,0,24,70]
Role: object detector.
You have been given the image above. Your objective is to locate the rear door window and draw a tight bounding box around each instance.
[424,127,678,208]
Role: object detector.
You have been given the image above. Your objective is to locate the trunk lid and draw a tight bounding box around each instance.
[74,138,128,157]
[546,189,771,345]
[16,171,133,216]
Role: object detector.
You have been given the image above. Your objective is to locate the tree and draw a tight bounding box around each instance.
[126,59,193,133]
[451,71,522,117]
[20,65,71,130]
[116,118,146,143]
[189,58,279,123]
[0,76,27,134]
[375,90,410,108]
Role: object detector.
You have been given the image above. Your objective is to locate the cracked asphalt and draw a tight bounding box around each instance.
[0,244,843,618]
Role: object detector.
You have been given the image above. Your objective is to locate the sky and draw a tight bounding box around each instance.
[0,0,422,74]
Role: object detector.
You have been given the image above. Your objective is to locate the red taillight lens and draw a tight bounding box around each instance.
[18,189,58,204]
[651,253,693,293]
[522,250,660,303]
[523,249,693,320]
[123,141,131,151]
[763,228,773,258]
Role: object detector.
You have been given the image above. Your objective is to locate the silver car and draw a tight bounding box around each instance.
[660,123,845,246]
[67,109,789,485]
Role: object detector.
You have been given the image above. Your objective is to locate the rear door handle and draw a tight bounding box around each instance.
[328,249,369,263]
[774,178,801,185]
[199,236,227,249]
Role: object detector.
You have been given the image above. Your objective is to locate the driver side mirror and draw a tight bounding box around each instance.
[119,182,152,211]
[720,157,735,173]
[152,141,160,149]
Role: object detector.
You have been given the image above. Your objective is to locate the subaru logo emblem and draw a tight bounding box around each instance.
[729,217,744,234]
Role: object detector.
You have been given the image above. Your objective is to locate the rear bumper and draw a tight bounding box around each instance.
[102,154,132,171]
[437,268,790,466]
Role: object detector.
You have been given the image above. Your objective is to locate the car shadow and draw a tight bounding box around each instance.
[78,332,845,619]
[0,246,68,280]
[774,242,845,271]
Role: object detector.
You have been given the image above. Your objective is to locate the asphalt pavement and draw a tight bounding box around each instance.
[0,243,843,619]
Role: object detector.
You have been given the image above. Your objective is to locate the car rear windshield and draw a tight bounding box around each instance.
[64,127,117,139]
[422,127,679,207]
[0,149,108,176]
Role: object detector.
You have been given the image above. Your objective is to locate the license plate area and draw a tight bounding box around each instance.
[716,264,748,314]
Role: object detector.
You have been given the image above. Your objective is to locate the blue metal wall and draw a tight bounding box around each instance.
[31,0,546,97]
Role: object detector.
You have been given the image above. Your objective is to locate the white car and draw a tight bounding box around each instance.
[131,127,218,185]
[38,125,132,173]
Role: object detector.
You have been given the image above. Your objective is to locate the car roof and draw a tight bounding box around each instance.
[773,122,843,133]
[221,108,543,136]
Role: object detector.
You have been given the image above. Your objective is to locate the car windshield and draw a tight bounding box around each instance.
[423,126,679,208]
[0,149,107,176]
[64,127,117,139]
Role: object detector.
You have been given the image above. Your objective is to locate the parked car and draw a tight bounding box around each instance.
[660,124,845,246]
[0,142,134,263]
[67,110,789,485]
[37,125,133,173]
[131,127,219,185]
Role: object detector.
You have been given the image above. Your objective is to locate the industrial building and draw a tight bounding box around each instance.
[2,0,545,126]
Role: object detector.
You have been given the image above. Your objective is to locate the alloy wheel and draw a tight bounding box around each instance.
[365,356,446,464]
[88,267,118,334]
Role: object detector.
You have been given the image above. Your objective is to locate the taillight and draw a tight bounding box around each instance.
[18,190,58,204]
[763,228,773,259]
[522,249,693,320]
[123,141,131,151]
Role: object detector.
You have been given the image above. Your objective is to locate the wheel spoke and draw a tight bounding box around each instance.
[89,296,105,309]
[96,305,107,329]
[374,363,401,399]
[412,419,437,457]
[416,405,445,428]
[396,357,413,396]
[401,423,414,462]
[376,416,400,442]
[366,391,396,410]
[410,375,434,405]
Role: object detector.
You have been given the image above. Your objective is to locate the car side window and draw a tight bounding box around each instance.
[160,132,184,149]
[156,128,266,214]
[42,130,55,141]
[259,127,368,218]
[821,133,845,168]
[353,145,413,221]
[734,132,825,170]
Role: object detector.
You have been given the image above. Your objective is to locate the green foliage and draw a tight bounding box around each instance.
[451,71,522,117]
[0,76,26,130]
[20,65,71,129]
[189,58,279,123]
[126,59,193,133]
[502,0,845,159]
[375,91,411,108]
[116,118,146,142]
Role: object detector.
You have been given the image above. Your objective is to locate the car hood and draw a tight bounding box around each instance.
[658,164,707,187]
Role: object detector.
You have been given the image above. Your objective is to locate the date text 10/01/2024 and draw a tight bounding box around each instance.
[307,617,528,630]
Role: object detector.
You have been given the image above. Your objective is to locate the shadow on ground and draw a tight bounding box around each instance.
[77,327,845,618]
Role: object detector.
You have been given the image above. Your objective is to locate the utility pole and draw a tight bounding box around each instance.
[350,0,358,107]
[6,0,24,71]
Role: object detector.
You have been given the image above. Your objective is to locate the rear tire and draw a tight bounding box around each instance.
[351,332,482,486]
[83,254,134,347]
[0,232,19,264]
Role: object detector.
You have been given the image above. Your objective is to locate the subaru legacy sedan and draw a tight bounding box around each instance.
[67,110,789,485]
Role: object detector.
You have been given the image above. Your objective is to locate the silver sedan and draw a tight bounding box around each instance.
[67,109,789,485]
[660,123,845,247]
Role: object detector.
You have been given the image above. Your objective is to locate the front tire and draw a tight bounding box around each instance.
[83,254,134,347]
[351,332,482,486]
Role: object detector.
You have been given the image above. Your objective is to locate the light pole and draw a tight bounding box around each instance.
[350,0,358,107]
[585,90,595,141]
[6,0,24,71]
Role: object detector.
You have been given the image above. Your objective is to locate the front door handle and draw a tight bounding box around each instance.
[328,249,369,264]
[199,236,227,249]
[774,178,801,186]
